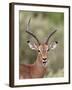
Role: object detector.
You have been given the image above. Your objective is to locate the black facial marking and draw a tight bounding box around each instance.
[27,40,30,43]
[38,50,40,52]
[55,41,58,44]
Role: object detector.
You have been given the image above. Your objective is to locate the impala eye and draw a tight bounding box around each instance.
[38,50,40,52]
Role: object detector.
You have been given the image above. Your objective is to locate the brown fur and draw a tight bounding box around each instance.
[19,50,48,79]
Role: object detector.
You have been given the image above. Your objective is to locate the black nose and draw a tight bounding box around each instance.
[43,58,47,60]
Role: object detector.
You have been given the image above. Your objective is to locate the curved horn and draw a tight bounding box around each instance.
[26,18,40,45]
[26,18,31,31]
[45,30,57,44]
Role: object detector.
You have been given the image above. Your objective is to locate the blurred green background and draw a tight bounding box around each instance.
[19,10,64,77]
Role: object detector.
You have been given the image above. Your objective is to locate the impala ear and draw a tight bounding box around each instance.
[27,41,38,50]
[49,41,58,50]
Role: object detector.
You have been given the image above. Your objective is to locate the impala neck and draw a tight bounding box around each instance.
[20,53,47,78]
[34,53,46,69]
[31,53,47,78]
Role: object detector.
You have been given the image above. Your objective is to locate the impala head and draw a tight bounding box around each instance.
[26,18,58,66]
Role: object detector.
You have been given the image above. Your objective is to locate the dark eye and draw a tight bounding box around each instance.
[38,50,40,52]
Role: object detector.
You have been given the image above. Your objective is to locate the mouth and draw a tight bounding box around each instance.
[42,60,47,65]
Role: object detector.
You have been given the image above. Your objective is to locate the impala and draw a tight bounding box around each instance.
[19,18,58,79]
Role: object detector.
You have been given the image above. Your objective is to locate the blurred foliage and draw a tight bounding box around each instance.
[19,10,64,77]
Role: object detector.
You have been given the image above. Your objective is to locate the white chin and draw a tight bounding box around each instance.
[42,60,47,67]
